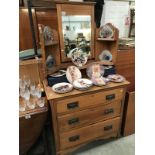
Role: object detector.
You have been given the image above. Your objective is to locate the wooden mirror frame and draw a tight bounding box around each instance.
[55,0,95,62]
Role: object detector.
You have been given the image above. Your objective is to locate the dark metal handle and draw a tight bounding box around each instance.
[104,108,114,115]
[69,135,80,142]
[106,94,115,101]
[104,125,113,131]
[67,102,79,109]
[68,118,79,125]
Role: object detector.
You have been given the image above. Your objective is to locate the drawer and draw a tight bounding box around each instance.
[60,117,120,150]
[58,101,121,132]
[56,88,124,114]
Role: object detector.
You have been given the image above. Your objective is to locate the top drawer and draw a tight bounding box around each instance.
[55,88,124,114]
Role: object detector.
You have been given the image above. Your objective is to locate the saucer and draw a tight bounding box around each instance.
[99,50,112,62]
[91,76,109,86]
[107,74,125,83]
[99,24,114,38]
[52,82,73,94]
[73,78,92,90]
[69,48,88,67]
[66,66,82,84]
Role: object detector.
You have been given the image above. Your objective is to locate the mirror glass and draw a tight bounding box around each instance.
[61,15,91,57]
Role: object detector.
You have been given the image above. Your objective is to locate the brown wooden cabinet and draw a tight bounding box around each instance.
[116,48,135,136]
[122,91,135,136]
[43,80,129,155]
[19,54,48,155]
[19,1,133,154]
[116,48,135,92]
[19,8,38,51]
[19,110,48,155]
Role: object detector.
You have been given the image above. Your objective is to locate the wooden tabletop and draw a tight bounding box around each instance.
[55,0,96,5]
[19,58,42,66]
[19,106,48,118]
[43,80,130,100]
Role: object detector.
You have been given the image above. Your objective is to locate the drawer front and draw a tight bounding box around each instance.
[56,88,124,114]
[58,101,121,132]
[60,117,120,150]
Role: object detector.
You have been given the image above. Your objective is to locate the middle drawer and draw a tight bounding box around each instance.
[58,100,122,132]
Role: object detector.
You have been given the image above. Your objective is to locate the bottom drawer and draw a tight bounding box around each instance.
[60,117,120,150]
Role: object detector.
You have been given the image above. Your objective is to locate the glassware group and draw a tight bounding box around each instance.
[19,76,45,112]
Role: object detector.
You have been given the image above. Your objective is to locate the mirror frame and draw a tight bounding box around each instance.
[56,1,95,62]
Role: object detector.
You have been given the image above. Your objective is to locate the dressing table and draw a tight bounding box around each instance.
[39,1,130,154]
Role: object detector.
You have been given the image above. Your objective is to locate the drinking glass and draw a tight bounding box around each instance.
[25,78,31,88]
[35,85,42,98]
[24,87,30,101]
[19,79,25,90]
[30,81,36,90]
[30,81,36,96]
[19,88,25,98]
[36,89,42,98]
[19,99,26,112]
[37,98,45,108]
[26,100,35,109]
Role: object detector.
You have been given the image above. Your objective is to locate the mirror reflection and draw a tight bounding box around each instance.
[62,15,91,57]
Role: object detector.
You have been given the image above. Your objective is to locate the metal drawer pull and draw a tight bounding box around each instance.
[104,125,113,131]
[68,118,79,125]
[69,135,80,142]
[104,108,114,115]
[106,94,115,100]
[67,102,79,109]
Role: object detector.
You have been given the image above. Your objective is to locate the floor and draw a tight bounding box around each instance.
[73,134,135,155]
[28,132,135,155]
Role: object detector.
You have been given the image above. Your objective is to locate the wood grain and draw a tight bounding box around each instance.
[55,88,124,115]
[19,58,42,66]
[38,24,61,78]
[48,81,129,155]
[43,80,130,100]
[58,100,122,132]
[122,91,135,136]
[57,132,118,155]
[19,111,48,154]
[59,117,120,150]
[55,0,96,5]
[116,48,135,92]
[36,8,58,30]
[19,8,38,51]
[95,24,119,64]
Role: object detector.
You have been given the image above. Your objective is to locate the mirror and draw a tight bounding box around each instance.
[62,15,91,57]
[56,2,95,62]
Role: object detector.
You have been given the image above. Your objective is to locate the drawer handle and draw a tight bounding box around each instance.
[67,102,79,109]
[69,135,80,142]
[104,108,114,115]
[104,125,113,131]
[106,94,115,101]
[68,118,79,125]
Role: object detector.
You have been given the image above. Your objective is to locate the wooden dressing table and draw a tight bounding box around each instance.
[43,80,129,155]
[37,1,130,154]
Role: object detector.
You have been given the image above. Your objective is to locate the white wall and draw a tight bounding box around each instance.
[101,0,135,38]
